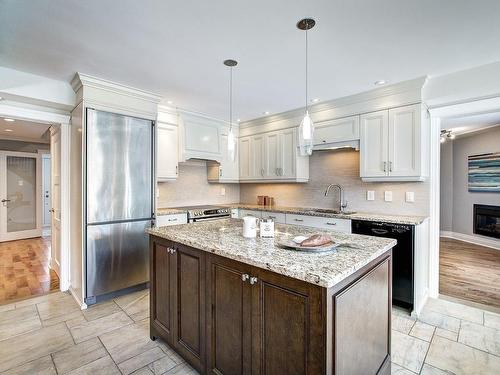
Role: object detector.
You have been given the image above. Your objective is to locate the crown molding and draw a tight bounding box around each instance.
[177,107,239,129]
[240,76,427,129]
[71,72,162,104]
[0,134,50,144]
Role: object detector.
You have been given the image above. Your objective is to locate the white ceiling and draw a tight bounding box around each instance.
[1,0,500,121]
[0,117,51,142]
[441,112,500,135]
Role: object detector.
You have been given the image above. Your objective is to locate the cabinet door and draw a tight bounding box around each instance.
[360,110,388,177]
[251,269,324,375]
[264,132,280,178]
[251,135,265,179]
[239,137,251,179]
[279,128,296,178]
[172,244,206,373]
[157,124,178,180]
[388,104,421,177]
[150,239,174,344]
[207,255,252,375]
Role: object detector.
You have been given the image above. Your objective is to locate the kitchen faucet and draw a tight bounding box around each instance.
[324,184,348,213]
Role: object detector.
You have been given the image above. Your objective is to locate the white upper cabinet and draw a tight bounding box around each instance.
[279,128,297,178]
[251,134,265,179]
[360,104,427,181]
[264,131,279,178]
[239,137,251,179]
[313,116,360,145]
[207,130,239,183]
[157,123,178,180]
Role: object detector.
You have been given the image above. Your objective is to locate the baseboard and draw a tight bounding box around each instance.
[68,286,87,310]
[440,231,500,250]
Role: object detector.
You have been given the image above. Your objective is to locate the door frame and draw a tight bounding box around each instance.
[40,151,51,229]
[427,96,500,298]
[0,150,42,241]
[0,102,71,291]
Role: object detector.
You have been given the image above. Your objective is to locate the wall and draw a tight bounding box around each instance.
[0,139,49,153]
[240,150,430,216]
[440,141,453,231]
[157,160,240,207]
[440,126,500,235]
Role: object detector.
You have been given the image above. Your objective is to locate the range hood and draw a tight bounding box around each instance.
[313,139,360,151]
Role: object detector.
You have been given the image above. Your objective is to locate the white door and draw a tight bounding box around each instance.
[50,126,61,277]
[388,104,421,177]
[279,128,296,178]
[0,151,42,242]
[265,131,279,178]
[157,123,178,180]
[360,110,389,177]
[239,137,251,179]
[42,154,51,227]
[251,135,265,179]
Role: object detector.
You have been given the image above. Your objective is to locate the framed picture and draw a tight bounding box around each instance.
[468,152,500,192]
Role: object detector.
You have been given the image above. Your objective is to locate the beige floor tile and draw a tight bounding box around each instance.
[65,355,121,375]
[42,310,85,328]
[0,303,15,313]
[0,322,74,372]
[434,327,458,342]
[484,311,500,330]
[0,305,41,341]
[0,355,56,375]
[68,311,133,344]
[420,363,453,374]
[392,314,416,335]
[116,292,149,322]
[118,347,166,375]
[52,337,108,374]
[15,292,69,309]
[131,367,155,375]
[164,362,198,375]
[418,309,460,333]
[148,354,178,374]
[36,295,81,324]
[425,298,483,324]
[426,336,500,375]
[390,362,416,374]
[458,321,500,357]
[114,290,149,311]
[409,321,435,342]
[391,330,429,373]
[82,300,121,322]
[99,319,158,364]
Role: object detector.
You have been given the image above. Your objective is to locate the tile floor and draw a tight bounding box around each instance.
[0,290,499,374]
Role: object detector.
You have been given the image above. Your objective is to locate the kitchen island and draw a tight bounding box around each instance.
[147,219,396,375]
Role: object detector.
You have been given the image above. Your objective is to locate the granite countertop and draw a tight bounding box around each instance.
[224,203,427,225]
[147,218,396,288]
[156,208,188,216]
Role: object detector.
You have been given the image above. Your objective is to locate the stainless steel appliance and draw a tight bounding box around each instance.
[179,205,231,223]
[85,109,154,304]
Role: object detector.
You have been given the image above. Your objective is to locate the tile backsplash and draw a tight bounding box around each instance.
[240,150,430,216]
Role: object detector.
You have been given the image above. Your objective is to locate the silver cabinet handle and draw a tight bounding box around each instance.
[383,161,387,172]
[294,218,304,222]
[261,168,264,177]
[389,161,393,172]
[220,168,223,177]
[326,222,337,225]
[171,248,176,254]
[241,273,250,282]
[167,247,172,253]
[249,276,258,285]
[168,218,178,222]
[175,165,178,175]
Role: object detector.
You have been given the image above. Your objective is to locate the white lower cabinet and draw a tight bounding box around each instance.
[285,214,351,233]
[261,211,286,224]
[238,209,263,218]
[156,213,187,227]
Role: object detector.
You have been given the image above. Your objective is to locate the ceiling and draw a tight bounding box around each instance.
[0,117,51,143]
[1,1,500,122]
[441,111,500,135]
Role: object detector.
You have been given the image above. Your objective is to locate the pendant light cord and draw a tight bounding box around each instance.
[305,22,308,112]
[229,65,233,131]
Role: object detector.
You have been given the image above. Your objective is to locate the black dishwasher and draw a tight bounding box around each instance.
[352,220,414,311]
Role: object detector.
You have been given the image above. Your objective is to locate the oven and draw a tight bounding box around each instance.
[186,206,231,223]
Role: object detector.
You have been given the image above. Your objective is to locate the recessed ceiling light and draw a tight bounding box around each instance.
[4,118,15,122]
[374,80,388,86]
[236,118,241,122]
[5,129,13,132]
[0,96,3,100]
[263,111,270,115]
[311,98,320,103]
[167,100,174,105]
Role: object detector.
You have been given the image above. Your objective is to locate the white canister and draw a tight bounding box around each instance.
[260,217,275,238]
[242,216,259,238]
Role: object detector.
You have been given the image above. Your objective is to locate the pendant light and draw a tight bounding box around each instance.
[297,18,316,156]
[224,59,237,161]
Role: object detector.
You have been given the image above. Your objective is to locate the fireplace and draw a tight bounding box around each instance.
[473,204,500,239]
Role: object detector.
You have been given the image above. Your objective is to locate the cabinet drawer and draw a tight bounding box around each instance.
[156,213,187,227]
[286,214,351,233]
[239,209,262,218]
[261,211,286,224]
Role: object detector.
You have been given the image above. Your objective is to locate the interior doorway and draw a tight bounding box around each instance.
[438,116,500,309]
[0,116,61,304]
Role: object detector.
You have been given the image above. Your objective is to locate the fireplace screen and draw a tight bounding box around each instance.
[473,204,500,239]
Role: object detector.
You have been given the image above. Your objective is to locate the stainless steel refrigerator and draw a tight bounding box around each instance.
[85,108,154,304]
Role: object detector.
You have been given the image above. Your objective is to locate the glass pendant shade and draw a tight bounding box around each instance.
[299,110,314,155]
[227,127,236,161]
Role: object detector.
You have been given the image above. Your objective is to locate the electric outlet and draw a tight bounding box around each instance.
[406,191,415,203]
[220,187,226,196]
[367,190,375,201]
[384,191,393,202]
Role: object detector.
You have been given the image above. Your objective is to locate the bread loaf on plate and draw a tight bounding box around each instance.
[300,234,333,247]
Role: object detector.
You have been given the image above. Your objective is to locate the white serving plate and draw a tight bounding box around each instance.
[278,239,339,253]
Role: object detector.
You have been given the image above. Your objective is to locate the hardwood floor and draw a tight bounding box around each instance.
[440,237,500,308]
[0,237,59,305]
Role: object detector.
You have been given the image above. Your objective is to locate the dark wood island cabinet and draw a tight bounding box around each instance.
[149,225,393,375]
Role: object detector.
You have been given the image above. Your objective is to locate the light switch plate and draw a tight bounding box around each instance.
[367,190,375,201]
[406,191,415,203]
[384,191,393,202]
[220,187,226,196]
